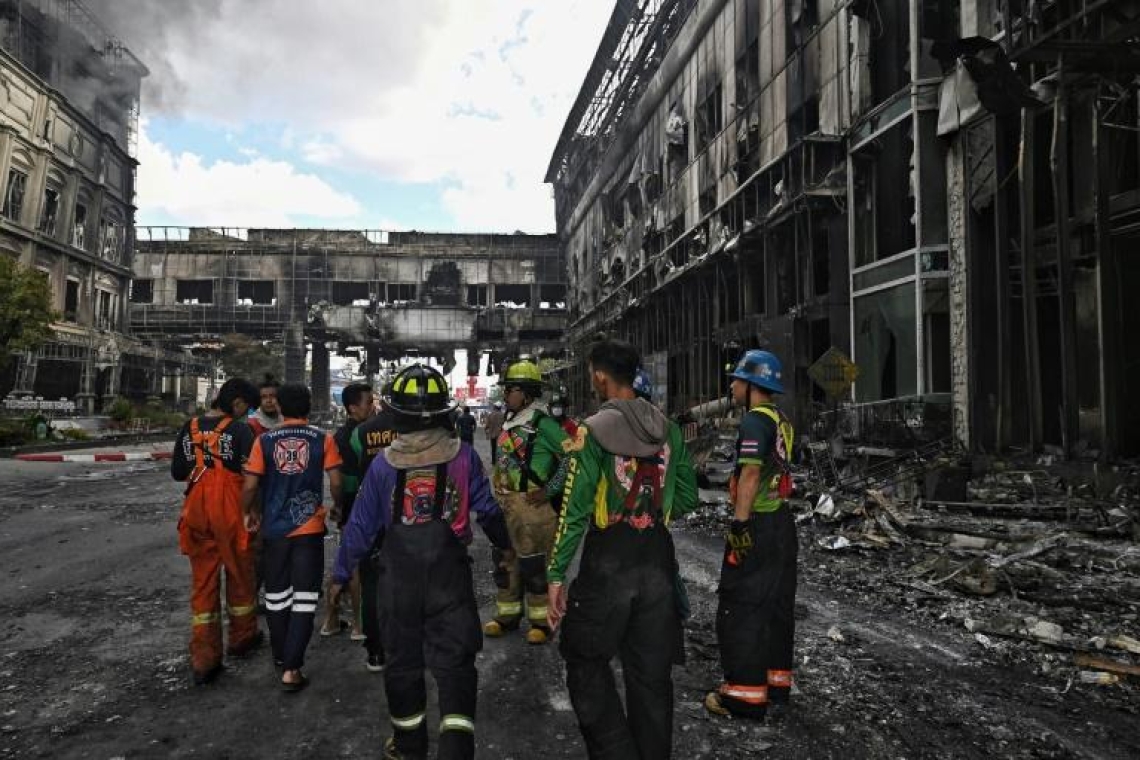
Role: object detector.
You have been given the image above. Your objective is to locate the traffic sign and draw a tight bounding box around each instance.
[808,347,859,398]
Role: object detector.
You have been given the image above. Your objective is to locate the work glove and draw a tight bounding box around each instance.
[725,519,753,567]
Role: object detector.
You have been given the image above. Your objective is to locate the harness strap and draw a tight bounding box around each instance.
[621,453,665,519]
[190,416,232,473]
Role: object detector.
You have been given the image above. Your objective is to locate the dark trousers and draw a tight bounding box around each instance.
[559,524,680,760]
[263,533,324,670]
[379,520,481,760]
[359,550,384,659]
[715,507,798,717]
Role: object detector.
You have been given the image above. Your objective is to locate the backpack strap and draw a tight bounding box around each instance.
[391,463,450,522]
[621,453,665,518]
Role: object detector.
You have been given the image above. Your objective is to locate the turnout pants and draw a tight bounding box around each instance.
[178,468,258,675]
[715,507,798,717]
[263,533,324,670]
[379,519,481,760]
[560,524,681,760]
[359,548,384,659]
[491,490,558,630]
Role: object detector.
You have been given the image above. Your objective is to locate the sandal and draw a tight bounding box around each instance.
[281,673,309,692]
[319,620,348,637]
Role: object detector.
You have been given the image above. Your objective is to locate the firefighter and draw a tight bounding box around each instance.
[332,364,511,760]
[242,383,343,692]
[171,377,261,686]
[705,349,797,721]
[547,339,699,759]
[483,358,569,645]
[341,388,402,672]
[321,383,374,640]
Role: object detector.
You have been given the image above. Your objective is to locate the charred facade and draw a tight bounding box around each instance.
[549,0,1140,458]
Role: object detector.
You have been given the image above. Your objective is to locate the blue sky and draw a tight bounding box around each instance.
[100,1,614,234]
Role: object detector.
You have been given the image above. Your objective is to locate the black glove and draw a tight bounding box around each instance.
[726,519,753,566]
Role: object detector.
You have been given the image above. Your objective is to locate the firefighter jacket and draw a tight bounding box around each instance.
[493,403,569,495]
[547,398,700,584]
[731,404,795,513]
[244,418,342,539]
[332,428,510,586]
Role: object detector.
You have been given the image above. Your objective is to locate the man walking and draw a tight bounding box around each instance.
[547,339,699,759]
[242,384,342,691]
[455,405,477,445]
[333,365,511,760]
[704,349,797,720]
[483,359,568,645]
[171,378,262,685]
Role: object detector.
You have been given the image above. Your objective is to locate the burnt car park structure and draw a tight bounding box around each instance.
[128,227,567,412]
[0,0,208,412]
[548,0,1140,459]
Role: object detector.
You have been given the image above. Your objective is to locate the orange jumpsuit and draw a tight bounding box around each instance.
[174,416,259,676]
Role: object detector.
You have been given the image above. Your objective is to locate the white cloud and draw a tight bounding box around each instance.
[97,0,613,232]
[137,120,363,227]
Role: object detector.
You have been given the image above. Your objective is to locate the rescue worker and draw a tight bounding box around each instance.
[247,375,283,436]
[332,364,511,760]
[340,388,401,672]
[547,339,699,759]
[548,387,578,438]
[242,383,343,691]
[483,358,569,645]
[482,401,505,462]
[705,349,797,721]
[170,377,262,686]
[322,382,374,639]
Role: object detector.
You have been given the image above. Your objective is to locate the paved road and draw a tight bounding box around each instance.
[0,441,1135,759]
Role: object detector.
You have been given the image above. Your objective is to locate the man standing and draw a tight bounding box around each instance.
[333,365,511,760]
[242,384,343,691]
[321,383,374,639]
[483,359,568,645]
[171,377,262,685]
[547,339,699,759]
[704,349,797,720]
[482,401,505,462]
[455,405,477,445]
[247,376,283,437]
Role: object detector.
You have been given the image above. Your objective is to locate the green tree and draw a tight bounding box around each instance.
[218,333,285,383]
[0,256,57,369]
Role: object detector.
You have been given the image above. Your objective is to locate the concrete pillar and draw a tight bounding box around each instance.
[311,341,331,413]
[284,324,305,385]
[76,351,96,415]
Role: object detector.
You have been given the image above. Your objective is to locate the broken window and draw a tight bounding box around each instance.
[96,290,113,329]
[539,284,567,310]
[331,281,369,306]
[494,284,530,308]
[699,187,717,218]
[424,261,462,306]
[852,123,916,267]
[388,283,417,303]
[238,280,277,306]
[176,279,214,305]
[854,284,918,401]
[467,285,488,307]
[696,84,723,153]
[72,203,88,250]
[3,169,27,222]
[38,188,59,236]
[64,279,79,321]
[129,279,153,304]
[100,218,123,262]
[923,279,951,393]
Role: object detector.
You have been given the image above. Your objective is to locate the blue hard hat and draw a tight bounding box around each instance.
[632,368,653,400]
[728,349,785,394]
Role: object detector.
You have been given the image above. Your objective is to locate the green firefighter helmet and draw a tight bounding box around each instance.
[497,359,544,396]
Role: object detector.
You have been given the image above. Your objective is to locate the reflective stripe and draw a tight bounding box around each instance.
[192,611,220,626]
[439,714,475,734]
[719,683,768,704]
[292,603,317,613]
[391,712,426,730]
[292,591,319,601]
[496,601,522,616]
[265,587,294,601]
[767,669,793,688]
[526,605,548,621]
[265,599,293,611]
[227,604,256,617]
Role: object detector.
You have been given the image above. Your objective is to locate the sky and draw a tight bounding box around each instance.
[92,0,614,233]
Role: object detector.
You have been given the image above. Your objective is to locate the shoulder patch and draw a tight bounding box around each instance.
[562,425,588,453]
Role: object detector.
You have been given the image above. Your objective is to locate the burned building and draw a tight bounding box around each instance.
[549,0,1140,458]
[0,0,202,411]
[129,228,567,412]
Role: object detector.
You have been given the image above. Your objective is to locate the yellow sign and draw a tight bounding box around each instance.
[808,347,859,398]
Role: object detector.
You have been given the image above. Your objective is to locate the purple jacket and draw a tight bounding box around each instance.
[333,443,509,585]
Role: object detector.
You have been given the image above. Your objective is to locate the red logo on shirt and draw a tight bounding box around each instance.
[273,438,310,475]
